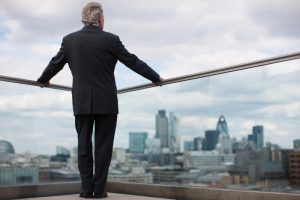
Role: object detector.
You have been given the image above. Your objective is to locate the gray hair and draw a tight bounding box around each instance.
[81,2,103,25]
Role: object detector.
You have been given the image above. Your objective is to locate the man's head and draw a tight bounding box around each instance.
[81,2,104,29]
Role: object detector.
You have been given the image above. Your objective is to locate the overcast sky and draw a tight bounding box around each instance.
[0,0,300,154]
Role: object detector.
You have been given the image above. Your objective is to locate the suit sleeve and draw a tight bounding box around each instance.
[37,40,67,83]
[114,36,160,83]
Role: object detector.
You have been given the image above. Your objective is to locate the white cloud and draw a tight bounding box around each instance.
[255,102,300,118]
[22,111,72,119]
[0,91,72,111]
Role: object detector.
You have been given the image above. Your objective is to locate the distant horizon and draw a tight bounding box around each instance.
[1,112,297,155]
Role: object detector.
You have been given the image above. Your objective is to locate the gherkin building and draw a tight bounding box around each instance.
[216,115,229,136]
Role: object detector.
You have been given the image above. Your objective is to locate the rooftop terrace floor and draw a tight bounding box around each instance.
[19,193,173,200]
[3,182,299,200]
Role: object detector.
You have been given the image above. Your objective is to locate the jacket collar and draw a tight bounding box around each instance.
[81,24,102,32]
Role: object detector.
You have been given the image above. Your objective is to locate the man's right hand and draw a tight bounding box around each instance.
[153,77,164,86]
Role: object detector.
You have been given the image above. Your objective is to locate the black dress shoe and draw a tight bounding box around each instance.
[79,192,93,198]
[93,192,108,199]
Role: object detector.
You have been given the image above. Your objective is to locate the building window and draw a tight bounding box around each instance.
[16,176,33,184]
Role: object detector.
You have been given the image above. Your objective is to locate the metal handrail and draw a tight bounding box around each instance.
[0,51,300,94]
[0,75,72,91]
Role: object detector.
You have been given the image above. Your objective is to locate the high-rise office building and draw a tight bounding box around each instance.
[156,110,169,148]
[215,116,232,154]
[294,139,300,150]
[204,130,220,151]
[193,137,204,151]
[247,134,254,143]
[145,138,161,163]
[253,125,264,149]
[169,112,180,153]
[184,141,194,151]
[217,135,233,154]
[216,115,229,137]
[129,132,148,153]
[248,125,264,149]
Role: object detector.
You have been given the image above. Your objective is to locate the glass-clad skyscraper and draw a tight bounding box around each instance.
[253,125,264,149]
[169,112,180,153]
[204,130,221,150]
[129,132,148,153]
[155,110,169,148]
[216,115,229,137]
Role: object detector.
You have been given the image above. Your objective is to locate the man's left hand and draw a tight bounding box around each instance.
[38,81,50,88]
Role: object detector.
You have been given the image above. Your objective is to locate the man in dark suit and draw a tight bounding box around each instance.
[37,2,162,199]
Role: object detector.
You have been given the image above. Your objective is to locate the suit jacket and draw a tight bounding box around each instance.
[38,25,160,115]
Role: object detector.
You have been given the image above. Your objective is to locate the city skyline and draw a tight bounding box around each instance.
[0,109,296,155]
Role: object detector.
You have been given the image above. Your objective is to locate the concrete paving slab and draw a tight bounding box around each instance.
[19,193,174,200]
